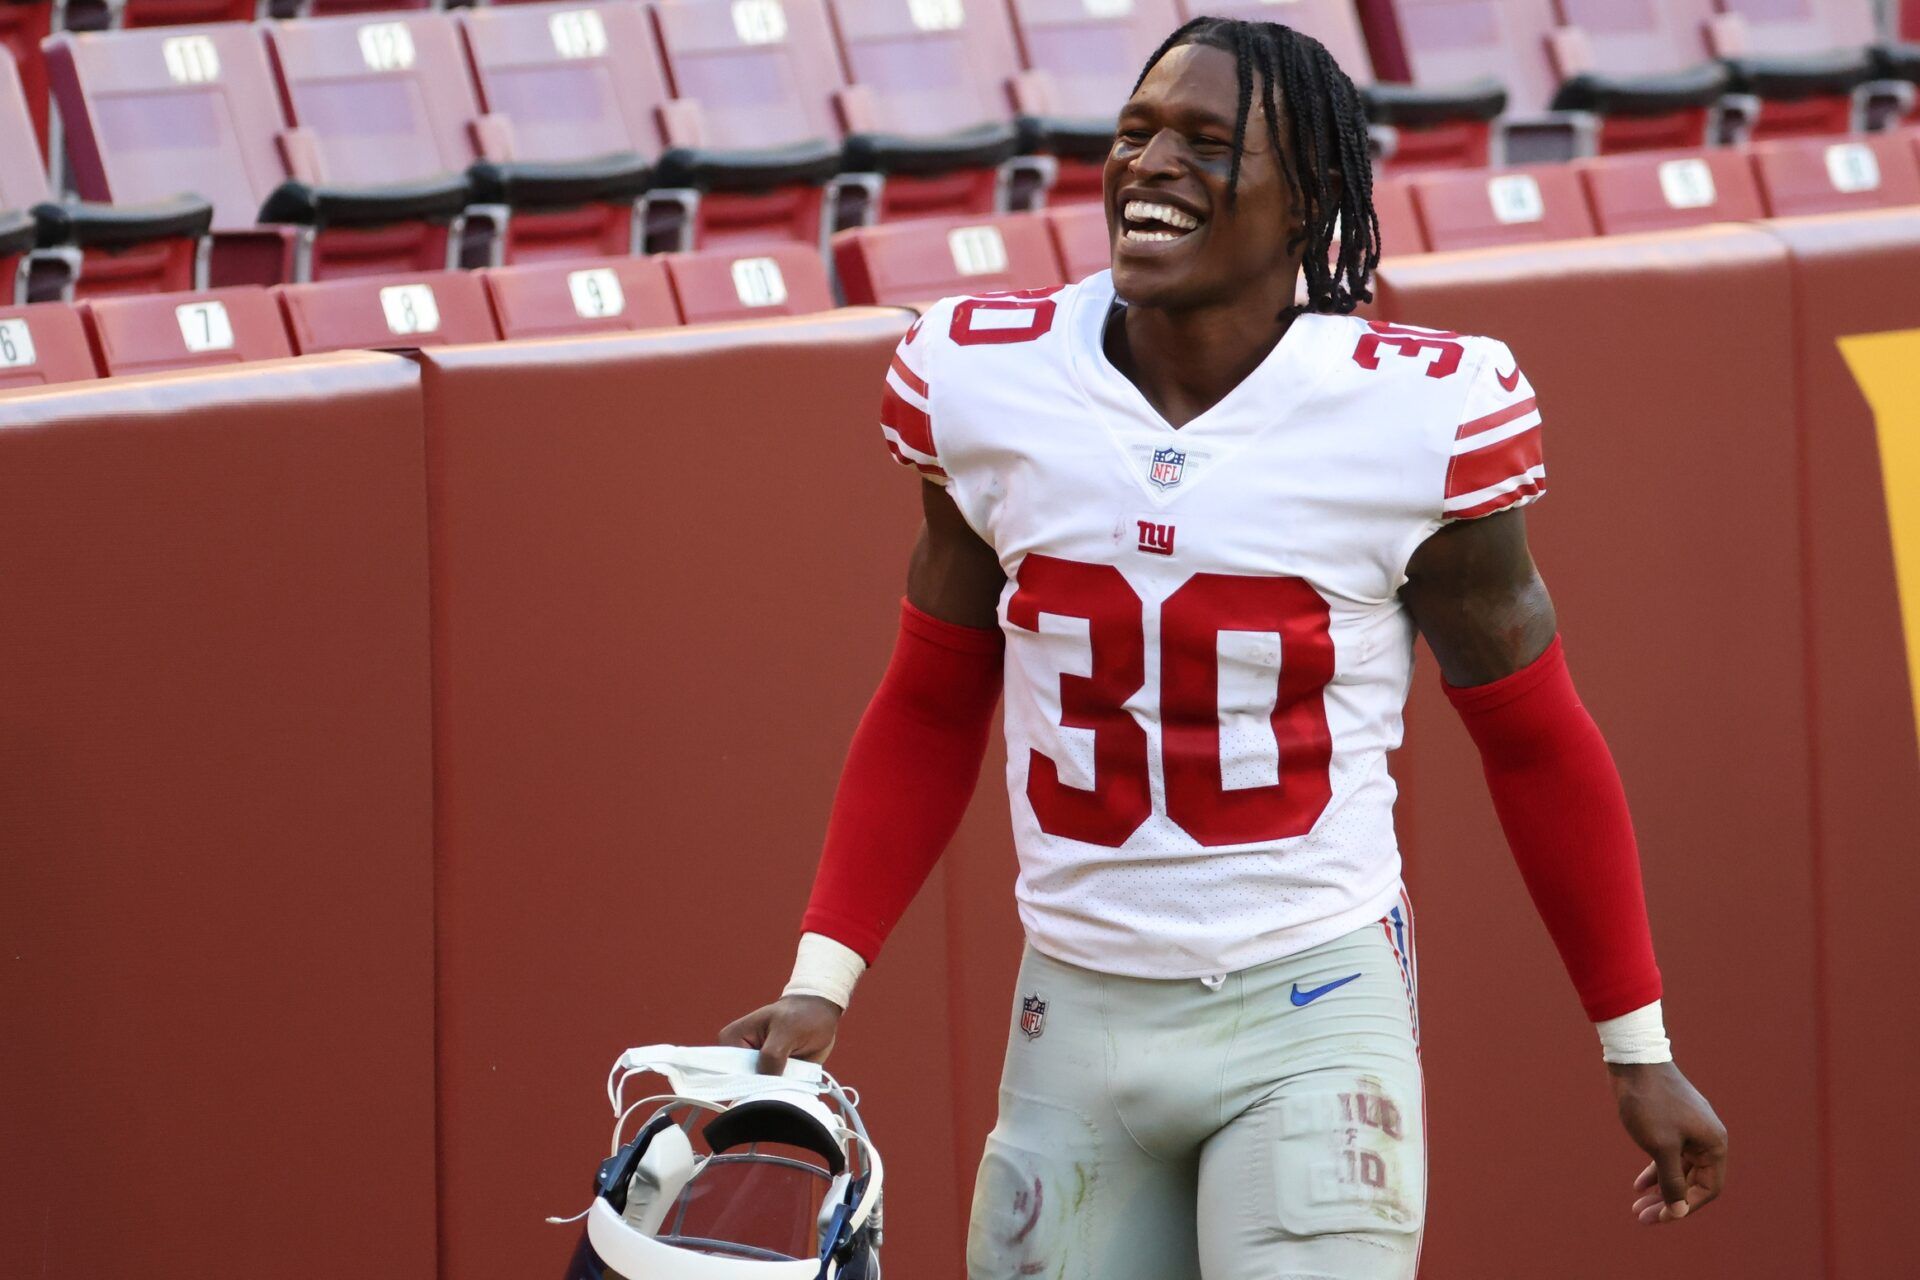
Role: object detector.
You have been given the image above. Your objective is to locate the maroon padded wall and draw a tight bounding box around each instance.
[0,355,437,1278]
[417,313,973,1280]
[1375,227,1823,1279]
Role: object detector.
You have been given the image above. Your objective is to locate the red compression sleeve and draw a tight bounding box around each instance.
[800,599,1002,964]
[1444,636,1662,1021]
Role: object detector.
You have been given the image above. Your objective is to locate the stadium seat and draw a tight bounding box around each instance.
[1187,0,1506,173]
[833,212,1064,306]
[0,0,52,157]
[826,0,1029,223]
[1576,148,1765,235]
[456,1,670,262]
[660,245,835,325]
[265,12,653,271]
[648,0,848,249]
[1406,162,1596,252]
[0,300,99,386]
[1371,172,1426,256]
[1004,0,1182,200]
[1748,132,1920,215]
[1907,0,1919,42]
[0,46,209,300]
[274,270,499,354]
[1709,0,1917,138]
[1043,202,1107,283]
[478,256,680,340]
[47,23,465,285]
[75,0,254,29]
[1549,0,1735,154]
[78,285,292,375]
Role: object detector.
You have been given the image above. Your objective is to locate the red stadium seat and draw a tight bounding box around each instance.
[456,1,670,262]
[1709,0,1913,139]
[648,0,848,249]
[478,257,680,340]
[79,285,292,376]
[1004,0,1182,200]
[1185,0,1505,173]
[0,1,52,158]
[833,213,1065,306]
[1406,162,1596,252]
[1576,148,1765,235]
[1748,132,1920,216]
[0,46,207,300]
[1908,0,1919,42]
[1043,202,1107,282]
[1372,172,1427,256]
[47,23,457,286]
[0,301,99,386]
[660,244,835,325]
[825,0,1028,223]
[274,270,499,354]
[1550,0,1732,154]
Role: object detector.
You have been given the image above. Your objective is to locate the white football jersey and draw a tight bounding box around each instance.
[881,271,1544,979]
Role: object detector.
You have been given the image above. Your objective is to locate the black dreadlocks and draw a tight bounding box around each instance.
[1131,16,1380,315]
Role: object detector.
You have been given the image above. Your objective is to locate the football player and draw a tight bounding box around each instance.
[722,17,1727,1278]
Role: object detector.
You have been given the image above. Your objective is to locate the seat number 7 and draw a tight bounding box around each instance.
[1007,555,1335,849]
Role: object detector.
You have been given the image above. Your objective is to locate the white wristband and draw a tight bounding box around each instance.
[1597,1000,1672,1064]
[782,932,867,1011]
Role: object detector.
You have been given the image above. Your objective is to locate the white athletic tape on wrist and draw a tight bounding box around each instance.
[1597,999,1672,1064]
[782,932,866,1011]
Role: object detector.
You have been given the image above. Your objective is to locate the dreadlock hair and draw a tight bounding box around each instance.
[1131,16,1379,315]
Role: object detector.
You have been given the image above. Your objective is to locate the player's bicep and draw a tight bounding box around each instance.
[1401,508,1557,687]
[906,480,1004,629]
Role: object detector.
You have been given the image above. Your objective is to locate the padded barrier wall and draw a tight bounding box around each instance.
[3,218,1918,1278]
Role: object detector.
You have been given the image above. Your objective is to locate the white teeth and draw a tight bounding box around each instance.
[1123,199,1201,231]
[1123,229,1181,243]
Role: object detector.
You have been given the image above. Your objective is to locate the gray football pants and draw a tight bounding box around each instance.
[965,911,1425,1280]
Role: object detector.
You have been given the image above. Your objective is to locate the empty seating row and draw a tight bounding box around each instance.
[0,241,843,384]
[833,129,1920,303]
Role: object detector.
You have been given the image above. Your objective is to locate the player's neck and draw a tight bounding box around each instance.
[1107,299,1297,430]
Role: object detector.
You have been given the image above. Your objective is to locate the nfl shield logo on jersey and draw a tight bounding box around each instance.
[1020,994,1047,1040]
[1148,447,1186,489]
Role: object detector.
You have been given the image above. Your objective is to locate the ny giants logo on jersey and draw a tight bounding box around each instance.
[1148,446,1186,489]
[1137,520,1175,556]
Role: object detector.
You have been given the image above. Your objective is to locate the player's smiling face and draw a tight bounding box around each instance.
[1104,41,1305,311]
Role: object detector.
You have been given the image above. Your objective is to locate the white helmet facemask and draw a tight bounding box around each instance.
[553,1046,883,1280]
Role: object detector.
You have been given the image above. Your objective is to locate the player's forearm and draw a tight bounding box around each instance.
[1445,636,1665,1039]
[796,598,1002,983]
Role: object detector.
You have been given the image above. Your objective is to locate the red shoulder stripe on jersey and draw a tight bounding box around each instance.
[1446,425,1543,500]
[883,435,948,480]
[881,383,935,456]
[1455,396,1538,442]
[889,354,929,400]
[1446,478,1545,521]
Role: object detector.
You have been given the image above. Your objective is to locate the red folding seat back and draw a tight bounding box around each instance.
[1709,0,1887,138]
[1407,162,1596,251]
[457,0,671,261]
[479,257,681,340]
[1005,0,1181,200]
[1577,148,1765,235]
[1043,202,1108,282]
[1547,0,1731,154]
[0,302,100,387]
[303,0,434,16]
[0,1,52,157]
[1175,0,1376,79]
[1717,0,1879,53]
[833,213,1065,306]
[1360,0,1562,115]
[274,270,499,353]
[1749,133,1920,216]
[113,0,256,27]
[1907,0,1919,42]
[49,25,286,233]
[826,0,1027,222]
[661,245,835,324]
[0,48,48,211]
[79,286,292,376]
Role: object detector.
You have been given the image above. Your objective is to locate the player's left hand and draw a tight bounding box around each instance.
[1609,1061,1727,1225]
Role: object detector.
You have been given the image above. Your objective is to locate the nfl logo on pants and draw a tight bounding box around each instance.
[1149,447,1186,489]
[1020,994,1047,1040]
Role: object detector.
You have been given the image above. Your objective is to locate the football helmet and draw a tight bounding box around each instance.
[555,1045,883,1280]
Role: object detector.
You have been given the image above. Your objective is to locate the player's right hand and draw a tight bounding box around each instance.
[718,995,844,1077]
